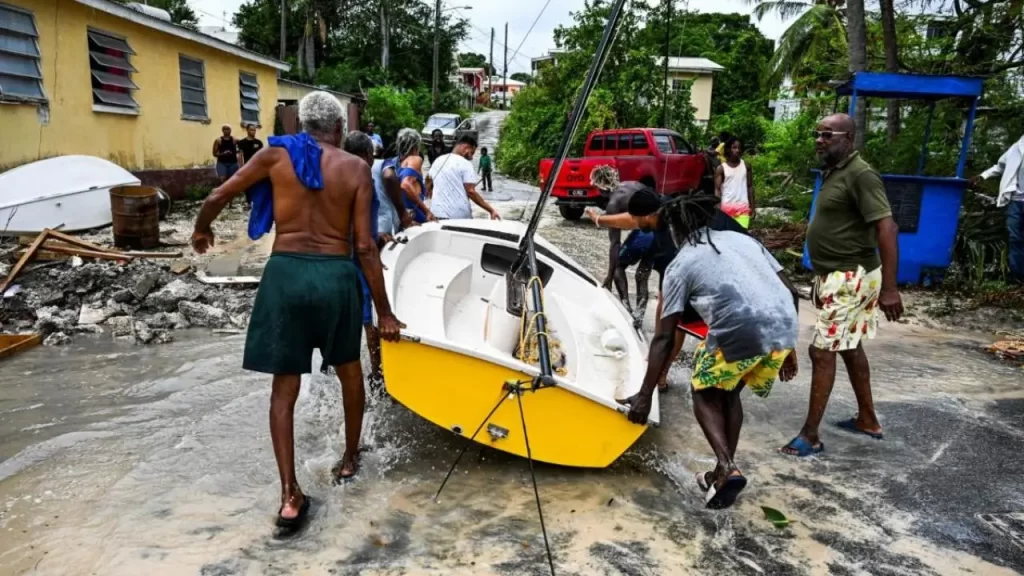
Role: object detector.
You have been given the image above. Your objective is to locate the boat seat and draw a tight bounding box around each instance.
[395,252,473,340]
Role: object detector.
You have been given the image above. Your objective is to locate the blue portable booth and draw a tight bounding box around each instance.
[802,72,985,284]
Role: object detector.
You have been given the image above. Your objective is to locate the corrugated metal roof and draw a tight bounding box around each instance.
[655,57,725,72]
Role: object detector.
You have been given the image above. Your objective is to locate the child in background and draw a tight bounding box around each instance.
[479,147,494,192]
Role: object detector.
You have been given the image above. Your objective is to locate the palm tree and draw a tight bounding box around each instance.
[846,0,867,149]
[749,0,847,92]
[879,0,900,140]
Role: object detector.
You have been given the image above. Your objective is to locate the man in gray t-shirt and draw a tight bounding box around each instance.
[621,194,799,510]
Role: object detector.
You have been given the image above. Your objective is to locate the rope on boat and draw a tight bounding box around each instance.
[515,276,568,377]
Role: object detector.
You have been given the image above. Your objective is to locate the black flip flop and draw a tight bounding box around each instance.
[705,473,747,510]
[274,495,312,538]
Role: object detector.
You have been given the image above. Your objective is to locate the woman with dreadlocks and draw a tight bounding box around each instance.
[622,193,801,509]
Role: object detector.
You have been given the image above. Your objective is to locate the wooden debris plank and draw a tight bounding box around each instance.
[0,230,49,295]
[195,274,261,285]
[46,229,120,254]
[41,244,133,261]
[123,250,184,259]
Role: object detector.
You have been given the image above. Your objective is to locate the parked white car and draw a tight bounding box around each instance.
[421,113,478,146]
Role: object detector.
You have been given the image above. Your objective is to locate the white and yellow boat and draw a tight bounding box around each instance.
[379,219,659,468]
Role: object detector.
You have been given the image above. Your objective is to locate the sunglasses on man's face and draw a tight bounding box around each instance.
[812,130,849,140]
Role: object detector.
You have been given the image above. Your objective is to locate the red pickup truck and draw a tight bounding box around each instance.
[538,128,708,220]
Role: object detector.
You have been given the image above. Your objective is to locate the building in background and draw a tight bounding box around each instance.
[487,76,526,107]
[530,48,565,75]
[276,79,361,134]
[456,67,487,107]
[0,0,288,197]
[657,57,724,125]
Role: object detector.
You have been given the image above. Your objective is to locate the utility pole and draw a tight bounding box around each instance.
[488,27,494,104]
[279,0,286,61]
[432,0,441,111]
[502,22,508,110]
[661,0,672,128]
[380,0,389,69]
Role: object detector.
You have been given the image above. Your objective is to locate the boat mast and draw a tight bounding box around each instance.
[510,0,629,386]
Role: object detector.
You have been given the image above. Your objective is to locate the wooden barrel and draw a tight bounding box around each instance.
[109,185,160,249]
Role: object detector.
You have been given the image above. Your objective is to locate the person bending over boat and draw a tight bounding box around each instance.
[191,91,403,535]
[621,193,799,510]
[586,187,748,391]
[585,165,655,325]
[427,134,501,221]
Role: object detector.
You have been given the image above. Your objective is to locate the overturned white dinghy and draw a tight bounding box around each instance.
[379,219,659,468]
[0,155,140,234]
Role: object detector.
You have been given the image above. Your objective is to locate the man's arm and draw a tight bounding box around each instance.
[850,169,903,322]
[605,226,622,288]
[194,147,274,236]
[425,175,434,199]
[974,148,1009,183]
[465,183,500,219]
[876,217,903,321]
[212,139,219,159]
[351,162,403,340]
[714,164,724,198]
[402,174,435,220]
[622,310,680,425]
[382,166,413,229]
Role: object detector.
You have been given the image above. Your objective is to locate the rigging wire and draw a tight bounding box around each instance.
[517,388,555,575]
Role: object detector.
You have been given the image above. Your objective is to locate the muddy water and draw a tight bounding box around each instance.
[3,206,1024,575]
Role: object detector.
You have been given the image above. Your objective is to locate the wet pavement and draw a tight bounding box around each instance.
[2,152,1024,575]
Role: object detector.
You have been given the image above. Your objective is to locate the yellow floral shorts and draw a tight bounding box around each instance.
[690,341,792,398]
[812,266,882,352]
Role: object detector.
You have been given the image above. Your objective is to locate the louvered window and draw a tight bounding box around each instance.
[239,71,259,125]
[0,3,45,102]
[179,54,207,120]
[88,29,138,112]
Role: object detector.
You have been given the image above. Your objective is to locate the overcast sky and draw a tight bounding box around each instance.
[189,0,793,74]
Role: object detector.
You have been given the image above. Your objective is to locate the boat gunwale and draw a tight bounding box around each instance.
[382,221,660,425]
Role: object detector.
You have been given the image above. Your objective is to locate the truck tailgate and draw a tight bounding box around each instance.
[538,157,616,200]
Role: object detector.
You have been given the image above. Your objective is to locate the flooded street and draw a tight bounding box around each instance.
[3,143,1024,575]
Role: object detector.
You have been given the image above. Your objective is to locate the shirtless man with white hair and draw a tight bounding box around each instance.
[192,91,403,535]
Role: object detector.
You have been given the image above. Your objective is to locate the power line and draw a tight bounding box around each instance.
[508,0,552,64]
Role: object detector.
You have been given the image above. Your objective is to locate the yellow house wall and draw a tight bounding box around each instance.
[667,71,716,123]
[0,0,280,170]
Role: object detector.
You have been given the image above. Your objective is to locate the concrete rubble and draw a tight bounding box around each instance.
[0,202,265,347]
[0,257,256,347]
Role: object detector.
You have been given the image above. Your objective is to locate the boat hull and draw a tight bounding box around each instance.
[382,338,647,469]
[0,187,116,234]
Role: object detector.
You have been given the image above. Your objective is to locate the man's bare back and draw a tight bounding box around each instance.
[266,145,372,256]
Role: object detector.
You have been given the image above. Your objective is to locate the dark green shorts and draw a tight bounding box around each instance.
[243,252,363,374]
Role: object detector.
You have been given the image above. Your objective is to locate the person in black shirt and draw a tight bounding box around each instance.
[426,129,450,165]
[237,124,265,208]
[212,125,240,183]
[237,123,264,165]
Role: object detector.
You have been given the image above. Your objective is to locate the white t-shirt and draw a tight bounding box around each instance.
[428,153,476,219]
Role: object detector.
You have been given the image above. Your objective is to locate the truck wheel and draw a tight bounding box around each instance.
[558,205,585,221]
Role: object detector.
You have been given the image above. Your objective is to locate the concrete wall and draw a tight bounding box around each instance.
[0,0,280,171]
[667,71,715,123]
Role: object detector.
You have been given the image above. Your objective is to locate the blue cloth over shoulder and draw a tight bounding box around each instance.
[247,133,324,241]
[397,166,428,223]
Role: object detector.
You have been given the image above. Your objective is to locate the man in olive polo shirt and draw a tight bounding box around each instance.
[781,113,904,458]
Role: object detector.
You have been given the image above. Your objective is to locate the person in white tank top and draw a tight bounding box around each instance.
[715,136,755,228]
